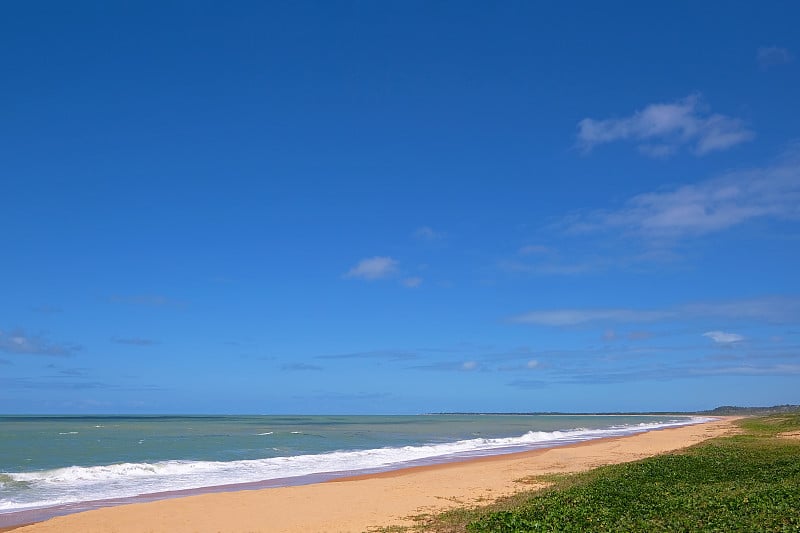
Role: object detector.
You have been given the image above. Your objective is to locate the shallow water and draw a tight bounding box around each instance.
[0,414,710,521]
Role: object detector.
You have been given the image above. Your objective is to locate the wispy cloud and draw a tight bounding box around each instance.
[498,258,597,276]
[402,276,423,288]
[281,362,323,371]
[1,376,166,392]
[703,331,744,344]
[577,94,754,156]
[563,145,800,240]
[508,360,800,388]
[497,358,543,371]
[110,294,186,308]
[697,364,800,376]
[344,256,399,280]
[507,378,550,389]
[112,337,159,346]
[518,245,552,256]
[511,308,671,326]
[32,305,63,314]
[503,322,800,388]
[758,46,793,69]
[0,377,109,390]
[498,245,600,276]
[55,368,90,377]
[500,146,800,278]
[303,391,392,402]
[317,349,417,361]
[412,360,482,372]
[0,329,79,356]
[682,296,800,324]
[415,226,446,241]
[510,296,800,327]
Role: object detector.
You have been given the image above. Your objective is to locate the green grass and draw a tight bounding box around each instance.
[376,412,800,532]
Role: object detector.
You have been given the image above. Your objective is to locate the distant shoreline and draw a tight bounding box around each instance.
[3,403,796,417]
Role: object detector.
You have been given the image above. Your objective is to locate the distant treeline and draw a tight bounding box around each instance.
[434,405,800,416]
[698,404,800,415]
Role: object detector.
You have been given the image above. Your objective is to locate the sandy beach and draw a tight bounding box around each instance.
[7,418,738,533]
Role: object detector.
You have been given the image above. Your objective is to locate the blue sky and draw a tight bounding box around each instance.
[1,1,799,414]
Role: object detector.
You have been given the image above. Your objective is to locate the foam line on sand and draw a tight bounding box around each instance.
[10,418,739,533]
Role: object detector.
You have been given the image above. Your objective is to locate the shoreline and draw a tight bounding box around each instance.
[3,417,739,533]
[0,415,710,527]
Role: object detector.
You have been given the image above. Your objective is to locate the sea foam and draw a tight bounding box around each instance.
[0,417,713,513]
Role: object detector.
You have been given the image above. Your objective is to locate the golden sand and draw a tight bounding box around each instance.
[12,418,739,533]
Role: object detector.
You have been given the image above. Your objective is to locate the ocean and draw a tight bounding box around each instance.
[0,414,712,525]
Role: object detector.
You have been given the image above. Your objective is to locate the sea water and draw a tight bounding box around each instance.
[0,414,712,522]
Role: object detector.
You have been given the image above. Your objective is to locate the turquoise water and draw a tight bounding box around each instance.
[0,414,708,518]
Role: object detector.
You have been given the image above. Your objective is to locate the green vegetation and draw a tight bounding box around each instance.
[377,412,800,532]
[700,404,800,416]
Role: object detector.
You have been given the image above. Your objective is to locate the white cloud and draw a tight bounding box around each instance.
[317,350,417,361]
[414,226,445,241]
[638,143,677,158]
[344,256,398,280]
[411,360,481,372]
[510,361,800,387]
[682,296,800,324]
[518,245,552,256]
[112,337,158,346]
[565,144,800,239]
[110,294,185,308]
[510,296,800,328]
[703,331,744,344]
[498,258,595,276]
[0,329,77,356]
[511,308,671,326]
[758,46,792,69]
[402,276,423,288]
[577,94,754,156]
[705,364,800,376]
[281,362,323,371]
[510,150,799,277]
[526,359,540,369]
[33,305,62,314]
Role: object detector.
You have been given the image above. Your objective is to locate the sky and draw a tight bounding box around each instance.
[1,1,799,414]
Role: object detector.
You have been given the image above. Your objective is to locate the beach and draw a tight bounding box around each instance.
[6,417,738,533]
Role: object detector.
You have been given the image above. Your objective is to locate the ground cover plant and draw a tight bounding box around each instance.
[379,412,800,532]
